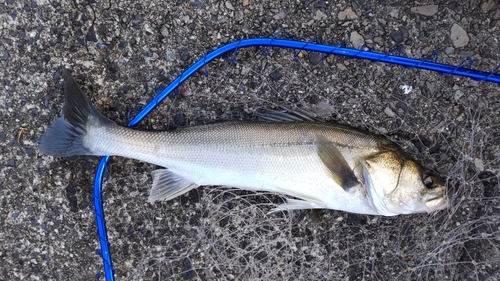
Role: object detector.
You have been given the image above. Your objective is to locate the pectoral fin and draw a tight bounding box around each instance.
[148,169,199,203]
[316,137,359,190]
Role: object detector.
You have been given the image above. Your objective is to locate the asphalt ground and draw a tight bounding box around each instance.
[1,0,499,280]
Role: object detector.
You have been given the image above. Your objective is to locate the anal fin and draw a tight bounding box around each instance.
[148,169,199,203]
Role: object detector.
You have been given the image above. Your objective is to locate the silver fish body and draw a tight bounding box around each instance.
[39,70,448,216]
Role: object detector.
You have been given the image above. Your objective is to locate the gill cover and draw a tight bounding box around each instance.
[362,150,447,216]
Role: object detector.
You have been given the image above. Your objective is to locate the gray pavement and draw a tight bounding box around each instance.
[1,0,499,280]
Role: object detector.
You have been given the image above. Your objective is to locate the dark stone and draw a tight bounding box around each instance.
[118,41,128,48]
[347,213,359,225]
[210,14,217,21]
[65,184,78,210]
[390,30,403,43]
[108,62,119,74]
[314,0,327,8]
[187,21,196,31]
[269,69,281,80]
[418,30,427,41]
[411,140,427,153]
[190,1,206,9]
[396,101,408,113]
[255,251,268,263]
[401,26,411,38]
[86,26,97,42]
[447,2,458,9]
[304,0,314,6]
[181,258,196,279]
[2,51,9,60]
[25,148,36,156]
[179,49,190,61]
[43,55,50,63]
[308,95,318,104]
[174,110,185,126]
[7,159,15,167]
[141,229,152,238]
[309,52,322,65]
[9,10,16,21]
[144,51,152,57]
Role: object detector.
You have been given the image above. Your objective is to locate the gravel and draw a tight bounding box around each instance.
[1,0,499,280]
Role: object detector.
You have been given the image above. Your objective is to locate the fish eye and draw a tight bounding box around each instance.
[423,176,435,188]
[421,170,438,189]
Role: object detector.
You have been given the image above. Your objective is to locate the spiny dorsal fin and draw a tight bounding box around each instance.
[316,135,359,190]
[256,106,324,122]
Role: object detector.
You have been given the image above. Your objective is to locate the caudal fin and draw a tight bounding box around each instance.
[39,69,114,157]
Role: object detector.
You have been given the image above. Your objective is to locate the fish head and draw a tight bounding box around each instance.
[361,151,448,216]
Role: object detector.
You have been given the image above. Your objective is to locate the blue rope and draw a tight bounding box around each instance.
[92,37,500,280]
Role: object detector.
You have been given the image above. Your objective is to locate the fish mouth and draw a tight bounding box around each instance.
[424,195,447,212]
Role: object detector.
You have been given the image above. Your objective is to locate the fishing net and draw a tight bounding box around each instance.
[98,44,499,280]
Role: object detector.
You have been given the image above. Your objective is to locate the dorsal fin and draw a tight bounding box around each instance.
[256,106,324,122]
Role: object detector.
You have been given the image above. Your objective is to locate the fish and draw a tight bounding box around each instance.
[39,69,449,216]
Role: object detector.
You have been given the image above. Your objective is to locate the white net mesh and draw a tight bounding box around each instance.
[100,46,499,280]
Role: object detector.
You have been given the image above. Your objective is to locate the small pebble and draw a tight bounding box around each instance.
[411,5,439,16]
[166,50,176,61]
[225,1,234,10]
[481,0,496,13]
[274,11,286,20]
[350,31,364,49]
[314,10,327,21]
[384,107,396,117]
[389,8,399,18]
[160,25,169,37]
[474,158,485,172]
[450,23,469,48]
[338,7,358,20]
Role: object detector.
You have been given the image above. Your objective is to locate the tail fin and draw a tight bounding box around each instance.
[39,69,114,157]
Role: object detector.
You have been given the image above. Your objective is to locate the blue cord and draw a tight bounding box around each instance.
[93,37,500,280]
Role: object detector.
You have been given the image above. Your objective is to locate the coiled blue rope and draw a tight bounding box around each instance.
[93,37,500,280]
